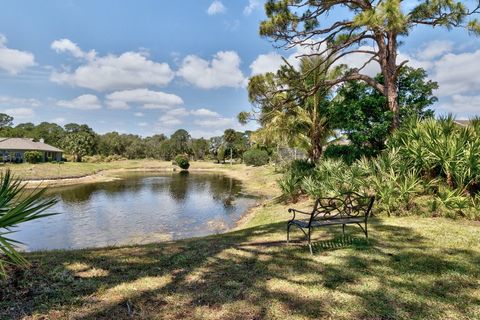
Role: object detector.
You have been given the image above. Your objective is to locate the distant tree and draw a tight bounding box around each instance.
[330,67,437,158]
[170,129,191,155]
[159,139,175,161]
[223,129,237,164]
[0,113,13,129]
[62,131,96,162]
[209,136,224,163]
[190,138,210,160]
[97,132,125,156]
[124,136,146,159]
[32,122,65,147]
[144,134,167,159]
[62,123,96,162]
[12,123,35,137]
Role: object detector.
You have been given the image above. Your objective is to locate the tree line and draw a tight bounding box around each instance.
[0,115,256,163]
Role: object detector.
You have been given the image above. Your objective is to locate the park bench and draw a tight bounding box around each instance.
[287,192,375,254]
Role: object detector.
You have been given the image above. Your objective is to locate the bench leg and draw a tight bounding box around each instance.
[365,221,368,241]
[308,228,313,255]
[287,223,291,245]
[342,224,345,237]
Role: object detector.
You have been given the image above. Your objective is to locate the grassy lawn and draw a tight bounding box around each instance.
[0,160,238,180]
[1,164,480,319]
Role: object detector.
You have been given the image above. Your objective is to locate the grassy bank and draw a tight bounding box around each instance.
[1,160,280,195]
[1,164,480,319]
[1,160,242,180]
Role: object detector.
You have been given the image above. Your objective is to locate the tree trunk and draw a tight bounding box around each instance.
[230,148,233,165]
[386,82,400,131]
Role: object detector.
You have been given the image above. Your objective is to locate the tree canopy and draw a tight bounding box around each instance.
[260,0,480,129]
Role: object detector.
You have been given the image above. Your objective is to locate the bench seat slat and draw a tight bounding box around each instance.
[291,216,365,228]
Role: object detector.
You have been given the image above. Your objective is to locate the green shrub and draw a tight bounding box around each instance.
[243,149,269,166]
[278,172,302,202]
[175,154,190,170]
[324,144,365,165]
[24,151,43,164]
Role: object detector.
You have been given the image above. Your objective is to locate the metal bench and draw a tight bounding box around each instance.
[287,192,375,254]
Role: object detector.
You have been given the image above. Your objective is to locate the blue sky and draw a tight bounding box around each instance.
[0,0,479,138]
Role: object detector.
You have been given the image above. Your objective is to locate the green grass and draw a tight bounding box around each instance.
[1,165,480,319]
[2,204,479,319]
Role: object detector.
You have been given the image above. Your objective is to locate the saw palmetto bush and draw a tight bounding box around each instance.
[279,116,480,219]
[389,116,480,195]
[0,170,57,278]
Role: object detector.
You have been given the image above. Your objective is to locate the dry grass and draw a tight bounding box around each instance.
[1,164,480,319]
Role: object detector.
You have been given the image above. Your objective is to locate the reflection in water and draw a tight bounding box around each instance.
[11,172,256,252]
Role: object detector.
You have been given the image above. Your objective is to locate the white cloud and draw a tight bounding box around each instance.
[158,114,182,126]
[178,51,245,89]
[430,49,480,96]
[134,112,144,117]
[190,108,220,117]
[244,0,260,15]
[105,88,184,110]
[167,107,189,117]
[207,1,226,15]
[137,122,148,127]
[437,95,480,114]
[51,39,96,59]
[418,40,454,60]
[51,117,66,124]
[0,34,35,74]
[51,41,174,91]
[250,52,285,76]
[3,107,34,119]
[57,94,102,110]
[194,117,233,128]
[0,95,41,108]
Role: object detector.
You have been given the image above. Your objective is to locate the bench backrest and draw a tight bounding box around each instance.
[308,192,375,226]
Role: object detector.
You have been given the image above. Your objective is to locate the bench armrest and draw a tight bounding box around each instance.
[288,208,311,221]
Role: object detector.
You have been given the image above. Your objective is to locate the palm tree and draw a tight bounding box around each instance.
[247,55,339,162]
[0,170,57,277]
[223,129,237,165]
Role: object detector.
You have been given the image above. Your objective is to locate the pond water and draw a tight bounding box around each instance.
[11,172,257,252]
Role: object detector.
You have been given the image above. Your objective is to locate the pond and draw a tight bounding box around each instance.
[11,172,257,252]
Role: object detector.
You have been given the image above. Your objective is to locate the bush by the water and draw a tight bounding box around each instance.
[277,159,315,202]
[278,117,480,219]
[24,151,43,164]
[175,154,190,170]
[243,149,269,166]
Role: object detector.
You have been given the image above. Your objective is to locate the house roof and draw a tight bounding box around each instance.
[0,138,62,152]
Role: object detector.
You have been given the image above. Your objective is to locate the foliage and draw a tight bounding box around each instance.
[260,0,479,129]
[62,130,96,162]
[0,113,13,129]
[24,151,43,164]
[278,172,302,203]
[323,145,362,165]
[244,56,339,161]
[0,170,57,277]
[329,67,437,159]
[190,138,210,160]
[279,117,480,219]
[277,159,316,202]
[170,129,191,156]
[174,154,190,170]
[243,149,269,166]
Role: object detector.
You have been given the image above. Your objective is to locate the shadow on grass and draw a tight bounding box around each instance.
[1,218,480,319]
